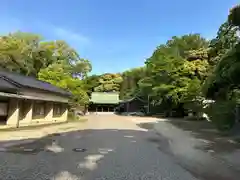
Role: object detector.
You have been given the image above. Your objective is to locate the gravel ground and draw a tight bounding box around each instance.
[0,115,199,180]
[151,120,240,180]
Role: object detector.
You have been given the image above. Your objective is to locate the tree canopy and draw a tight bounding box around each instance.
[89,73,123,92]
[0,32,91,106]
[115,4,240,128]
[0,4,240,129]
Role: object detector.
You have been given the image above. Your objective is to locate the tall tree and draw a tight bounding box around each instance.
[204,5,240,99]
[208,21,239,66]
[0,32,92,78]
[142,34,209,109]
[84,74,101,95]
[228,5,240,27]
[0,32,48,76]
[38,61,90,106]
[120,67,146,99]
[94,73,123,92]
[0,31,92,107]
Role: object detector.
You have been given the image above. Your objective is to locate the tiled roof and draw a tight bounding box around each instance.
[90,92,119,104]
[0,78,19,93]
[0,70,71,96]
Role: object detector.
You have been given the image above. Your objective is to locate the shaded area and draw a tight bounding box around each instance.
[137,121,155,129]
[166,120,240,153]
[138,119,240,153]
[114,111,148,117]
[0,128,195,180]
[2,133,63,154]
[114,111,176,119]
[137,120,240,180]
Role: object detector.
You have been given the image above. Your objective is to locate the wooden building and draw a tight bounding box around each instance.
[0,70,71,128]
[116,97,147,113]
[88,92,120,113]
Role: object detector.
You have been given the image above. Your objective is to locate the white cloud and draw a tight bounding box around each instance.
[0,17,90,46]
[52,26,90,44]
[35,22,91,48]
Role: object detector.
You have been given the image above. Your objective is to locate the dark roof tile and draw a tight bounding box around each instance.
[0,78,19,93]
[0,70,71,96]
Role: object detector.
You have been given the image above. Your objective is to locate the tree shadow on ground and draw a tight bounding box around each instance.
[0,127,240,180]
[168,120,240,151]
[138,119,240,154]
[0,128,169,180]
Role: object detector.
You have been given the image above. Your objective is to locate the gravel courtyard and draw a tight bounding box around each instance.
[0,114,239,180]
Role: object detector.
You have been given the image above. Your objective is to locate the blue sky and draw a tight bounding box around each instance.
[1,0,238,74]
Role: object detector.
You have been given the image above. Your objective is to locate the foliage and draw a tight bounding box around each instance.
[0,31,92,107]
[38,63,89,106]
[204,44,240,99]
[195,5,240,129]
[204,5,240,100]
[67,111,79,121]
[143,34,209,110]
[0,32,50,76]
[83,75,101,95]
[67,109,85,121]
[120,67,147,99]
[229,5,240,27]
[205,100,236,130]
[208,22,239,67]
[93,73,123,92]
[1,4,240,130]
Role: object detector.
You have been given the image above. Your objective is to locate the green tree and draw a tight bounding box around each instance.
[38,63,89,106]
[208,21,239,66]
[0,31,92,107]
[228,5,240,27]
[204,5,240,99]
[0,32,51,76]
[0,32,92,78]
[142,34,209,111]
[94,73,123,92]
[201,5,240,129]
[84,74,101,95]
[119,67,146,99]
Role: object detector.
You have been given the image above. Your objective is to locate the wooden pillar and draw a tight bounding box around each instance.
[60,105,68,121]
[45,102,53,121]
[22,100,33,123]
[7,98,20,127]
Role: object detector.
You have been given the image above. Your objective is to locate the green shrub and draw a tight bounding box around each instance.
[67,111,80,121]
[205,100,236,130]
